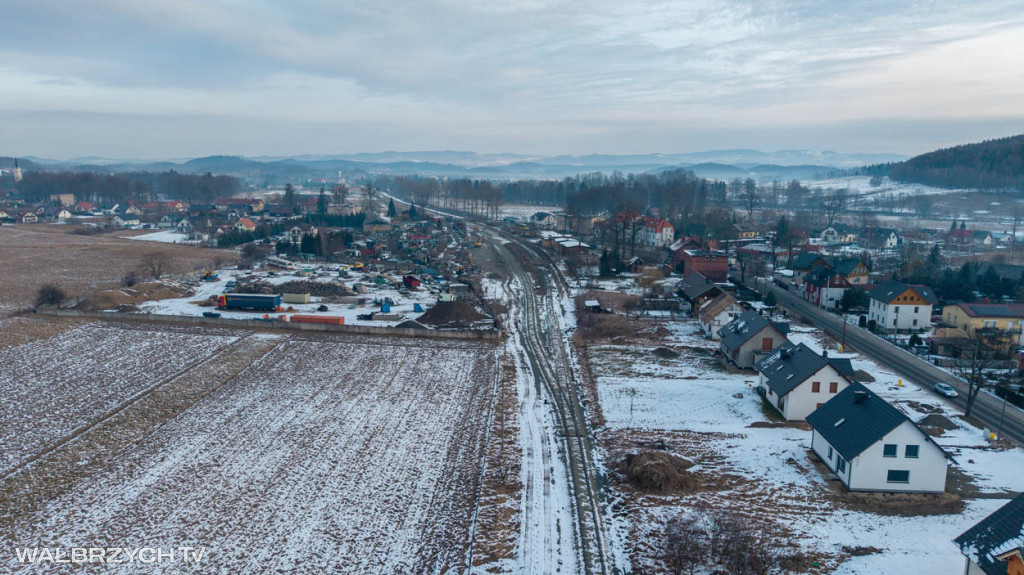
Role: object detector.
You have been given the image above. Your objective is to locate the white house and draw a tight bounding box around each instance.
[640,217,674,247]
[698,292,745,340]
[807,382,949,493]
[112,213,139,227]
[755,343,854,421]
[868,279,937,333]
[955,493,1024,575]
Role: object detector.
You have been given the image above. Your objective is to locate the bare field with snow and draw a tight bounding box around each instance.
[0,322,242,474]
[0,225,229,314]
[2,327,500,574]
[586,318,1024,574]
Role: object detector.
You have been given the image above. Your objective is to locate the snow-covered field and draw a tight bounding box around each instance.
[0,323,241,474]
[5,333,499,574]
[589,319,1024,574]
[122,230,194,244]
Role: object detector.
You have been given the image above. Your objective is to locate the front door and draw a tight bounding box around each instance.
[761,337,772,351]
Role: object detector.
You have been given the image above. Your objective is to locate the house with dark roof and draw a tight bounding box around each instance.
[677,271,723,311]
[797,267,851,310]
[869,279,937,333]
[807,382,949,492]
[942,302,1024,351]
[820,223,857,244]
[755,342,854,420]
[955,493,1024,575]
[698,292,744,340]
[718,309,790,369]
[791,252,830,281]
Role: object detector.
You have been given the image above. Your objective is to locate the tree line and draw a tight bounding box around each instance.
[13,170,242,206]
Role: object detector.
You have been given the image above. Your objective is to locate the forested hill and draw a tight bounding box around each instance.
[888,134,1024,190]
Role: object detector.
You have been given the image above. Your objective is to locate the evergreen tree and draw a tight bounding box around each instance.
[387,198,397,218]
[284,183,296,210]
[317,187,328,219]
[950,219,957,231]
[409,202,418,219]
[300,234,317,254]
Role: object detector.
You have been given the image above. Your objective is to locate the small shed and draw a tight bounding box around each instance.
[584,300,604,313]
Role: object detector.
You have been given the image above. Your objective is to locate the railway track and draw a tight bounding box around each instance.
[492,233,612,575]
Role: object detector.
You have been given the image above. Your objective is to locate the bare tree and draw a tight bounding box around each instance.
[139,252,174,279]
[954,331,1003,419]
[331,184,347,206]
[822,188,847,227]
[364,181,378,214]
[742,178,760,221]
[35,283,67,308]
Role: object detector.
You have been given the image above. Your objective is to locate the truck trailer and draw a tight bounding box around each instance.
[217,293,281,311]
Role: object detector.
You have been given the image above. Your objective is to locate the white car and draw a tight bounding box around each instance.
[934,383,959,398]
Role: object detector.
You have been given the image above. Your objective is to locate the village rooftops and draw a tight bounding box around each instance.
[954,493,1024,575]
[806,382,945,463]
[953,302,1024,318]
[755,342,855,398]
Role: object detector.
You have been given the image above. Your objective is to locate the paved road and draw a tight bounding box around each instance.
[768,282,1024,444]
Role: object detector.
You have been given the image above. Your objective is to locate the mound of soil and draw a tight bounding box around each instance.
[275,280,352,297]
[618,451,700,493]
[652,347,680,359]
[852,369,876,382]
[76,281,192,311]
[920,413,959,431]
[417,301,490,329]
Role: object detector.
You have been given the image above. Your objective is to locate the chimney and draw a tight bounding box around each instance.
[853,390,869,404]
[822,349,828,359]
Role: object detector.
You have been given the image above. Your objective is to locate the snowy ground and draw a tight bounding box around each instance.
[803,175,971,198]
[122,230,196,244]
[0,323,241,474]
[5,333,499,574]
[589,319,1024,573]
[136,265,442,327]
[498,204,562,220]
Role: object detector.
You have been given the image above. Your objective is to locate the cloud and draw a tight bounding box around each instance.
[1,0,1023,156]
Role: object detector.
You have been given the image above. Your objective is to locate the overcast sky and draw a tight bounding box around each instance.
[2,0,1023,160]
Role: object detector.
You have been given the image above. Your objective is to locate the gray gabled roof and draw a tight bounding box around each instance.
[806,382,915,461]
[955,493,1024,575]
[677,271,722,301]
[755,342,851,398]
[718,310,785,352]
[869,279,938,305]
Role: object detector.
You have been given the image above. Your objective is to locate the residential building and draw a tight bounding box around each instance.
[640,217,674,247]
[234,217,257,232]
[698,292,744,340]
[678,249,728,282]
[807,382,949,493]
[113,213,139,227]
[942,302,1024,348]
[820,224,857,244]
[954,493,1024,575]
[799,267,851,310]
[677,271,724,310]
[530,212,558,230]
[718,310,790,369]
[755,343,854,421]
[868,280,937,333]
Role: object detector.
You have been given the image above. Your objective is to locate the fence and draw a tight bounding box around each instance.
[39,309,501,341]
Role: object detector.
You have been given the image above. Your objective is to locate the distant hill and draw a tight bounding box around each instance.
[888,134,1024,190]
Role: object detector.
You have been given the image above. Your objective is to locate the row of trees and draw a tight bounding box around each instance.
[16,171,241,206]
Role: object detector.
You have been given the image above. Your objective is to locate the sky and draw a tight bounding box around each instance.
[1,0,1023,160]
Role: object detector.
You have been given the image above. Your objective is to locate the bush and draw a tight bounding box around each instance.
[618,451,699,493]
[35,283,67,308]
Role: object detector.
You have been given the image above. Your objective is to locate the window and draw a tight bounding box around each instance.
[887,470,910,483]
[883,444,897,457]
[827,446,833,460]
[905,445,919,458]
[913,319,918,326]
[829,382,838,393]
[837,457,846,473]
[914,306,919,313]
[812,381,821,393]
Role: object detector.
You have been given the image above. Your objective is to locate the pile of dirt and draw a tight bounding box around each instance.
[417,301,491,329]
[652,347,680,359]
[618,451,700,493]
[919,413,959,436]
[851,369,876,382]
[76,281,192,311]
[275,280,352,297]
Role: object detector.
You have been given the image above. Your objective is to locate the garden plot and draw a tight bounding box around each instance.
[587,322,1024,574]
[5,335,498,574]
[0,322,241,474]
